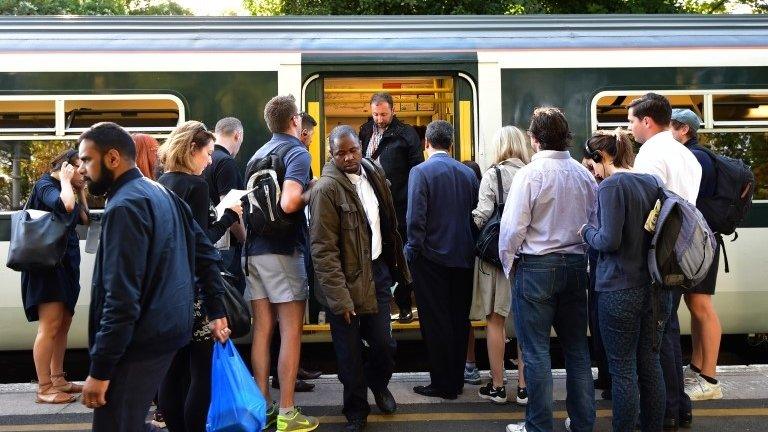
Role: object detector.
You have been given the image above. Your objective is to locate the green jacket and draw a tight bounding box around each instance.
[309,158,412,315]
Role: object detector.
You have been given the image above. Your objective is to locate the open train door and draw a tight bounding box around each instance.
[302,73,478,173]
[300,58,479,327]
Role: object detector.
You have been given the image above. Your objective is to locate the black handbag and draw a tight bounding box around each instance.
[6,195,69,272]
[475,166,505,269]
[220,272,252,338]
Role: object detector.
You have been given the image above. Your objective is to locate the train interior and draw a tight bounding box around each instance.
[306,75,475,173]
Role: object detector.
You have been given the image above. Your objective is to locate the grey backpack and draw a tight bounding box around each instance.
[647,184,717,288]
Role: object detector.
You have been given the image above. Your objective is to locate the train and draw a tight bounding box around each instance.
[0,15,767,350]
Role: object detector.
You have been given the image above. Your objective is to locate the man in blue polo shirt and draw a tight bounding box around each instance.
[243,95,319,432]
[670,108,723,402]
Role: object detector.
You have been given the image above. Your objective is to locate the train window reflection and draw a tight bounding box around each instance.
[713,94,768,126]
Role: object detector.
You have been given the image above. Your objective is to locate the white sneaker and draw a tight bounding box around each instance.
[565,417,571,432]
[686,374,723,401]
[506,422,527,432]
[683,365,699,387]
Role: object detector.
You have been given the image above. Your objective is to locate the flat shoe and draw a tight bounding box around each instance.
[36,384,76,404]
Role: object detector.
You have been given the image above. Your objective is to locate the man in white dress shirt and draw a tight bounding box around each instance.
[628,92,701,430]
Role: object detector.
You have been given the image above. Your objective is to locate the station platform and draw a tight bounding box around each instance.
[1,365,767,431]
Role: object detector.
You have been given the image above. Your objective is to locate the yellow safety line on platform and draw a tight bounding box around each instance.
[2,408,768,431]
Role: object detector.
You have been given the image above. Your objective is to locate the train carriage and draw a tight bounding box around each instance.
[0,15,767,350]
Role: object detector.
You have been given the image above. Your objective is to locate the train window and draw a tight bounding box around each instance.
[0,100,56,132]
[64,98,181,131]
[592,90,768,200]
[0,94,183,211]
[712,94,768,127]
[593,93,704,129]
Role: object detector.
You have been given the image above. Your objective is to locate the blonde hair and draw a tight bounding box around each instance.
[492,126,532,165]
[158,121,214,173]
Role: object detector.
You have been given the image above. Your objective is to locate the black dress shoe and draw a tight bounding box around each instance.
[398,311,414,323]
[413,384,457,400]
[344,418,367,432]
[297,367,322,380]
[679,411,692,428]
[663,417,679,431]
[601,388,612,400]
[373,388,397,414]
[271,378,315,392]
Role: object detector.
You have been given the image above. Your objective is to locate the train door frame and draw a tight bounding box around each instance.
[301,71,479,174]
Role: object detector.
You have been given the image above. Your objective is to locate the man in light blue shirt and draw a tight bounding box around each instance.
[500,107,597,432]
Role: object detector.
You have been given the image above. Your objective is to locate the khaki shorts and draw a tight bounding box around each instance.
[242,251,308,304]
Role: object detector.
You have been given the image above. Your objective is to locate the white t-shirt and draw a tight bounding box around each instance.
[633,130,702,204]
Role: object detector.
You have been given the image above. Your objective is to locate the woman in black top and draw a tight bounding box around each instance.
[23,149,89,404]
[157,121,242,432]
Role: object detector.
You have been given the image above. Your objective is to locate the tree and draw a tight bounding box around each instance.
[242,0,755,15]
[0,0,192,16]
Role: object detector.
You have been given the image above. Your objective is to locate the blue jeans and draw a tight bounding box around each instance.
[599,285,672,432]
[513,253,595,432]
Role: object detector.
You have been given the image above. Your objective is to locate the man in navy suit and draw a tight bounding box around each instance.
[405,120,479,399]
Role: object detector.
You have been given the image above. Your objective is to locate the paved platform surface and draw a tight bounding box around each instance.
[1,365,768,431]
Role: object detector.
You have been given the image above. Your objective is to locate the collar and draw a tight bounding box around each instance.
[214,144,231,156]
[683,136,699,149]
[429,151,450,159]
[644,130,674,146]
[500,158,526,169]
[106,167,143,199]
[531,150,571,161]
[345,166,369,182]
[272,132,303,146]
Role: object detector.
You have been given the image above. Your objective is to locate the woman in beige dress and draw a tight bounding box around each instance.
[471,126,532,405]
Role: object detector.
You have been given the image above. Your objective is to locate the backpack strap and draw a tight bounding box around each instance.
[494,165,504,207]
[717,233,730,274]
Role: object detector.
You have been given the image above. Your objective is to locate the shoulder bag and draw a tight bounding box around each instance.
[475,166,505,270]
[6,192,69,272]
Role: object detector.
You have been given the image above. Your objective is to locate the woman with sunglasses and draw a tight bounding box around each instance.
[579,129,671,432]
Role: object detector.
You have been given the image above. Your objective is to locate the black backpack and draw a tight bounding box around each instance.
[243,142,300,240]
[475,166,504,271]
[693,144,755,237]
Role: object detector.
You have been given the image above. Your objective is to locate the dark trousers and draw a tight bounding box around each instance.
[393,224,412,312]
[92,350,176,432]
[410,255,473,396]
[660,290,692,422]
[599,286,671,432]
[220,242,245,295]
[587,251,610,386]
[158,341,214,432]
[327,259,396,421]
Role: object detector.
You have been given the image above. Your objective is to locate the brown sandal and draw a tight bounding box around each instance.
[51,372,83,394]
[36,382,76,404]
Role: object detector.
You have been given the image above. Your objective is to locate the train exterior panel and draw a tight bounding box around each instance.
[0,16,767,349]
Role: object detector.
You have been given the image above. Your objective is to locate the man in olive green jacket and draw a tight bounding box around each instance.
[309,125,410,432]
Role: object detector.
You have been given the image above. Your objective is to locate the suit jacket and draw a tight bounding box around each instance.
[405,152,479,269]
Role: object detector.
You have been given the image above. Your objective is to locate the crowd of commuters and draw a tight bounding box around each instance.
[17,90,728,432]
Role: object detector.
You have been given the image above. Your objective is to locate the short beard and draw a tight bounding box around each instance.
[86,159,115,196]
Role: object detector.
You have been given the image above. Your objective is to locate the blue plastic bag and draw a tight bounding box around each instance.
[207,340,267,432]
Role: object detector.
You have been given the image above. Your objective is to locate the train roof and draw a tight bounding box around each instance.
[0,15,767,52]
